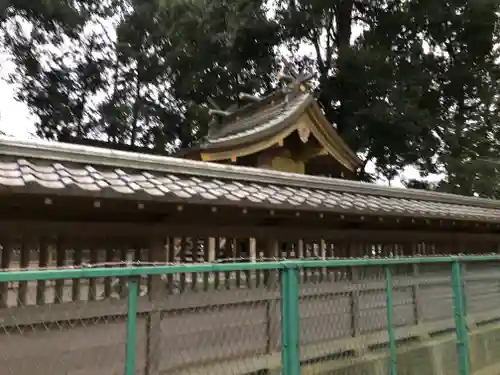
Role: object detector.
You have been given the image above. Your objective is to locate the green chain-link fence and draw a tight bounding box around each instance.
[1,256,499,374]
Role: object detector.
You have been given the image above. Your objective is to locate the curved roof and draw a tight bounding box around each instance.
[205,91,312,145]
[185,86,361,171]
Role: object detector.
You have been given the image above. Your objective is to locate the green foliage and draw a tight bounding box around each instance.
[273,0,444,181]
[2,0,500,197]
[409,0,500,197]
[403,179,436,191]
[2,0,278,151]
[274,0,500,196]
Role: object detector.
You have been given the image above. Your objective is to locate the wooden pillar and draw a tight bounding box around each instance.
[223,238,233,290]
[235,239,242,288]
[410,241,430,340]
[18,240,30,306]
[207,237,216,262]
[54,237,66,303]
[264,239,279,287]
[37,238,50,305]
[298,239,306,283]
[202,237,215,291]
[0,239,12,308]
[201,237,215,291]
[48,246,54,266]
[71,245,82,302]
[350,243,361,338]
[88,243,98,301]
[412,261,425,326]
[146,236,166,375]
[248,237,257,288]
[178,237,187,291]
[249,238,256,262]
[320,239,326,282]
[351,267,361,337]
[148,237,166,297]
[214,238,221,290]
[265,238,280,353]
[104,240,115,298]
[190,238,199,291]
[411,242,424,326]
[165,237,175,293]
[459,242,475,329]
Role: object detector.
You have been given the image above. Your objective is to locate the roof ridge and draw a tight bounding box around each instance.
[212,87,303,128]
[205,92,312,144]
[0,136,498,209]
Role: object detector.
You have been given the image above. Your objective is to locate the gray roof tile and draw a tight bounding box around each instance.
[143,187,164,196]
[0,176,23,186]
[2,137,500,222]
[75,181,101,191]
[200,191,218,200]
[96,180,109,189]
[205,92,311,145]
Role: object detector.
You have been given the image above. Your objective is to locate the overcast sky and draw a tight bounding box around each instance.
[0,51,35,139]
[0,33,443,188]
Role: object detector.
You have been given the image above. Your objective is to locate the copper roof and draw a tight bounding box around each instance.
[0,137,500,222]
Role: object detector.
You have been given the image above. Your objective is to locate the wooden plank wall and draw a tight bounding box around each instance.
[0,228,498,375]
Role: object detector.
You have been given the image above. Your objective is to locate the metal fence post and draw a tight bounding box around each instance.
[125,277,139,375]
[281,264,300,375]
[384,265,397,375]
[451,260,469,375]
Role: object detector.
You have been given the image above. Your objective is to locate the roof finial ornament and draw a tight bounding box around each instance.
[277,57,297,85]
[208,109,231,117]
[207,97,221,110]
[277,58,295,107]
[277,58,315,91]
[238,92,260,103]
[207,97,232,119]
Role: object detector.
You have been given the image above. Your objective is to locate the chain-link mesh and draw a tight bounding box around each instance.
[0,275,132,375]
[0,262,283,375]
[148,267,282,375]
[463,259,500,374]
[2,255,499,375]
[381,261,458,375]
[296,258,478,375]
[298,263,389,374]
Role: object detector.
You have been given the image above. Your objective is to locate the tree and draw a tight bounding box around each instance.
[410,0,500,197]
[3,0,500,197]
[274,0,500,193]
[2,0,279,152]
[403,179,436,191]
[2,0,117,140]
[274,0,441,181]
[161,0,280,147]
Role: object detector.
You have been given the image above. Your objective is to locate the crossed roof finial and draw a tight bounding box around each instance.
[277,57,315,88]
[207,59,316,123]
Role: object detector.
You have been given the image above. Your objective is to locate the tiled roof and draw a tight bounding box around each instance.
[181,86,361,172]
[1,138,500,222]
[204,91,311,146]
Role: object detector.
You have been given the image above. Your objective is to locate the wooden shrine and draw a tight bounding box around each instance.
[178,67,361,179]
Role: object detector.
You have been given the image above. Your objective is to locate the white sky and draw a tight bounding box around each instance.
[0,81,34,139]
[0,51,36,139]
